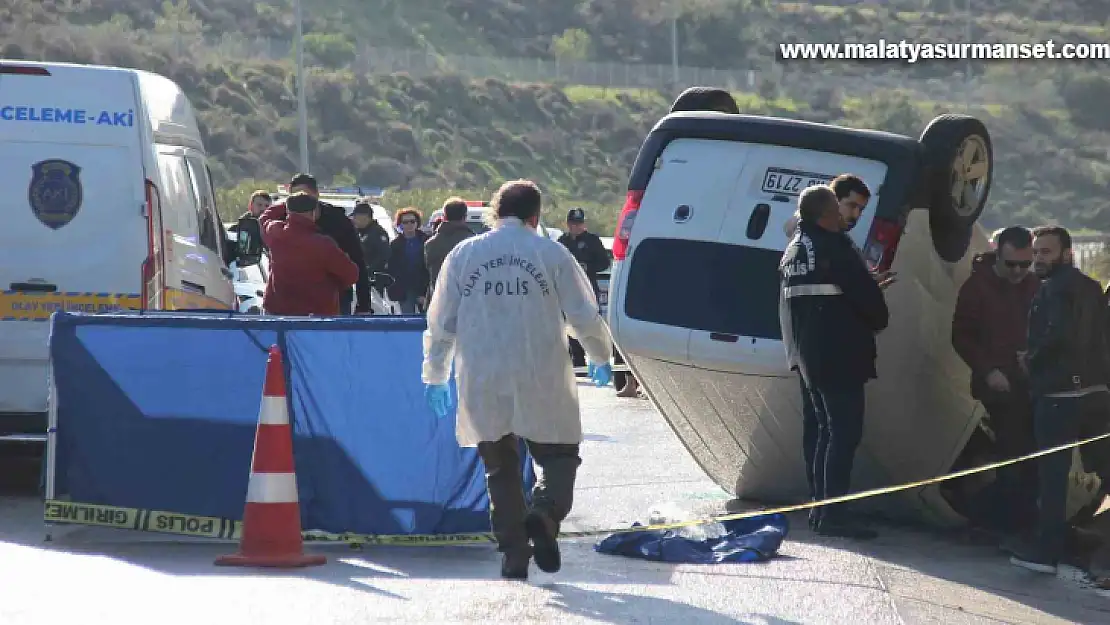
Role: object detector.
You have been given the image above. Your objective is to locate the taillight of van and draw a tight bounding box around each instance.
[0,64,50,76]
[612,190,644,260]
[862,217,903,273]
[141,179,166,309]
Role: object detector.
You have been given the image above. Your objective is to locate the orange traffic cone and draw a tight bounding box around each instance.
[216,345,325,568]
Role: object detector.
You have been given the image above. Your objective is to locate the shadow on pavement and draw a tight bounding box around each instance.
[543,582,803,624]
[725,500,1110,623]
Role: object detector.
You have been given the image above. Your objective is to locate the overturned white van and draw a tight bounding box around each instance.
[606,103,1101,526]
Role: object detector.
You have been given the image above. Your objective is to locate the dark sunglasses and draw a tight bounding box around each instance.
[1004,260,1032,269]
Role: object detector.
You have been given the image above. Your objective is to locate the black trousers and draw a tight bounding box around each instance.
[613,345,634,388]
[977,389,1038,531]
[1032,391,1110,561]
[800,374,866,526]
[568,337,586,369]
[477,435,582,556]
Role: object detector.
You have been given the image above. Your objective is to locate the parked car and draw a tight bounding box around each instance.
[425,201,562,241]
[603,93,1037,525]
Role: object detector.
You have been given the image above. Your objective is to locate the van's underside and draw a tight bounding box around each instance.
[623,219,1104,527]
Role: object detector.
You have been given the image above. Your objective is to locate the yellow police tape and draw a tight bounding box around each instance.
[43,431,1110,547]
[571,365,632,374]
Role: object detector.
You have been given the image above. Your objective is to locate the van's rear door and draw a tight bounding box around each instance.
[0,63,145,415]
[617,138,752,364]
[689,145,888,374]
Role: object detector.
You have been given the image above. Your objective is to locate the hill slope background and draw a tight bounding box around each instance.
[2,0,1109,232]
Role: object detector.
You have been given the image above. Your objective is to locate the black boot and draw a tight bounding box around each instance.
[500,550,530,580]
[525,511,561,573]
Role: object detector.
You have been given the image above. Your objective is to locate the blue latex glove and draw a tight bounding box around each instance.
[424,383,452,418]
[589,362,613,387]
[587,362,596,378]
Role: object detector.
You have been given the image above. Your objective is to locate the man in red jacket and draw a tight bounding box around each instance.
[951,226,1040,533]
[259,192,359,316]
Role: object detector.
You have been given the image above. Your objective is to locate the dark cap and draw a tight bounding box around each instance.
[352,202,372,216]
[566,207,585,223]
[289,173,318,192]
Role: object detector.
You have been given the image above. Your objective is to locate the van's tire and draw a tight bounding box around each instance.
[917,114,993,262]
[670,87,739,114]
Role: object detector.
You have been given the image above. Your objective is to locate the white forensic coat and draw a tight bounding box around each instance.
[422,217,612,446]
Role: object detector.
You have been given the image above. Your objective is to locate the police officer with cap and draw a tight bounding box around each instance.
[558,208,610,369]
[780,185,889,540]
[557,208,610,298]
[351,200,391,288]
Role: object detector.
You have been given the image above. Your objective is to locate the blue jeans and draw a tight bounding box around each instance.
[1032,391,1110,560]
[800,375,866,526]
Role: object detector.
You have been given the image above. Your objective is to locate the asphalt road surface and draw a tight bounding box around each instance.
[1,385,1108,624]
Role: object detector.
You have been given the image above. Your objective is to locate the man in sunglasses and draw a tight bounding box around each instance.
[951,226,1040,534]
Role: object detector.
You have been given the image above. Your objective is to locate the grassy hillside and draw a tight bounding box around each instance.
[2,0,1109,232]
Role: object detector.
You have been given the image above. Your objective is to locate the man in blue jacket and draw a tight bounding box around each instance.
[780,185,889,539]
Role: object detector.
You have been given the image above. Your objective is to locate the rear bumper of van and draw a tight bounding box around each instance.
[0,320,51,442]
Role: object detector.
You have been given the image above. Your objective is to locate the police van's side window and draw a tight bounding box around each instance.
[184,156,220,254]
[156,153,198,233]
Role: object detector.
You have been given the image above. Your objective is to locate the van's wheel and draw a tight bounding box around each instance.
[670,87,739,114]
[246,306,261,315]
[918,114,992,262]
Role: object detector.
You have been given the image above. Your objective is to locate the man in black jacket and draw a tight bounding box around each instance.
[558,208,610,370]
[287,174,372,314]
[780,185,889,540]
[1010,226,1110,574]
[227,190,272,257]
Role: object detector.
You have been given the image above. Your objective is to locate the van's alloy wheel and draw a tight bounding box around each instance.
[918,114,993,262]
[949,135,990,219]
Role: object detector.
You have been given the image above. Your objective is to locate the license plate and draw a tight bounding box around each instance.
[0,292,142,321]
[761,167,833,196]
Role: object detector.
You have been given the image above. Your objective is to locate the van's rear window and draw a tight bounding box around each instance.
[624,238,783,339]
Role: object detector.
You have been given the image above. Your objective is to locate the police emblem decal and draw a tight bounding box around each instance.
[29,159,83,230]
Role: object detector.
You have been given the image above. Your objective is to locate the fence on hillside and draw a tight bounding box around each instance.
[32,24,1006,106]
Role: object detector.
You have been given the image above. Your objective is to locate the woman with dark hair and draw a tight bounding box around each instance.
[385,207,430,314]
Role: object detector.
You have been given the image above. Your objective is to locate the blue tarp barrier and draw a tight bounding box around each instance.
[594,514,789,563]
[48,311,534,536]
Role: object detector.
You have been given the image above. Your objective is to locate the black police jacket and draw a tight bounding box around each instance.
[779,220,889,389]
[1027,264,1110,397]
[357,221,391,274]
[557,231,610,297]
[315,201,371,313]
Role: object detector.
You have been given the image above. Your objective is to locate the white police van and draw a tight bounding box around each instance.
[0,60,250,449]
[606,96,1009,524]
